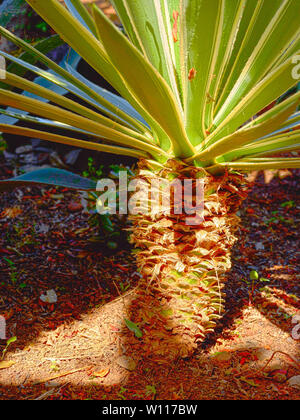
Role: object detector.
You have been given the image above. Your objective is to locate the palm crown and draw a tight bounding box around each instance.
[0,0,299,176]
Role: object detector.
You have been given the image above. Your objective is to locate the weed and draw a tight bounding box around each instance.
[1,336,17,360]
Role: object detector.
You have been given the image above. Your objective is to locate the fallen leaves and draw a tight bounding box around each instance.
[0,360,16,369]
[92,368,110,378]
[116,356,137,371]
[211,351,232,363]
[67,201,83,213]
[0,207,22,219]
[238,350,258,366]
[287,375,300,389]
[40,289,58,304]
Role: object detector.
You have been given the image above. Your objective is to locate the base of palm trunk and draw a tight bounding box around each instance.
[129,159,248,360]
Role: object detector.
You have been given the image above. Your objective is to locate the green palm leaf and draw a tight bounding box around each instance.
[0,168,97,192]
[92,4,194,157]
[0,0,298,173]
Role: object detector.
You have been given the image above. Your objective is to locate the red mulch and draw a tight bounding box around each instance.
[0,158,299,400]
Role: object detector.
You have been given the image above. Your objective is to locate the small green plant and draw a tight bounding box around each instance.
[280,200,295,208]
[133,385,156,399]
[1,336,17,360]
[2,257,27,288]
[124,318,143,338]
[82,157,104,181]
[3,257,18,284]
[84,162,133,251]
[117,386,127,400]
[0,138,6,154]
[242,270,270,304]
[119,280,130,293]
[50,359,60,372]
[145,385,157,398]
[266,210,294,226]
[0,1,51,43]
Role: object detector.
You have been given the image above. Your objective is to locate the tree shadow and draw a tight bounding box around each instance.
[202,171,300,350]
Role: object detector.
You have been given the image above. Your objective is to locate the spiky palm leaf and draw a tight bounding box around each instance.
[0,0,300,359]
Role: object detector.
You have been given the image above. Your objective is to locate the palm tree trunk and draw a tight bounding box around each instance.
[129,159,248,360]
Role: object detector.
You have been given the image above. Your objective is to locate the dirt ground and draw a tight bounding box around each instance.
[0,154,299,400]
[0,0,299,400]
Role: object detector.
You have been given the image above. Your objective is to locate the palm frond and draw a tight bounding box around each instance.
[0,0,298,172]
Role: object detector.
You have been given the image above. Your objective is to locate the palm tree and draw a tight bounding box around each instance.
[0,0,299,359]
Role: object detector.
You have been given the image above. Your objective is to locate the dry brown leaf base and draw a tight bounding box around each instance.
[129,159,248,361]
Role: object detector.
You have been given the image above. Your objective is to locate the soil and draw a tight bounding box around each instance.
[0,0,299,401]
[0,156,299,400]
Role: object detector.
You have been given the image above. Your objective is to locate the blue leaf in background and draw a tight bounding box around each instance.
[0,168,97,191]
